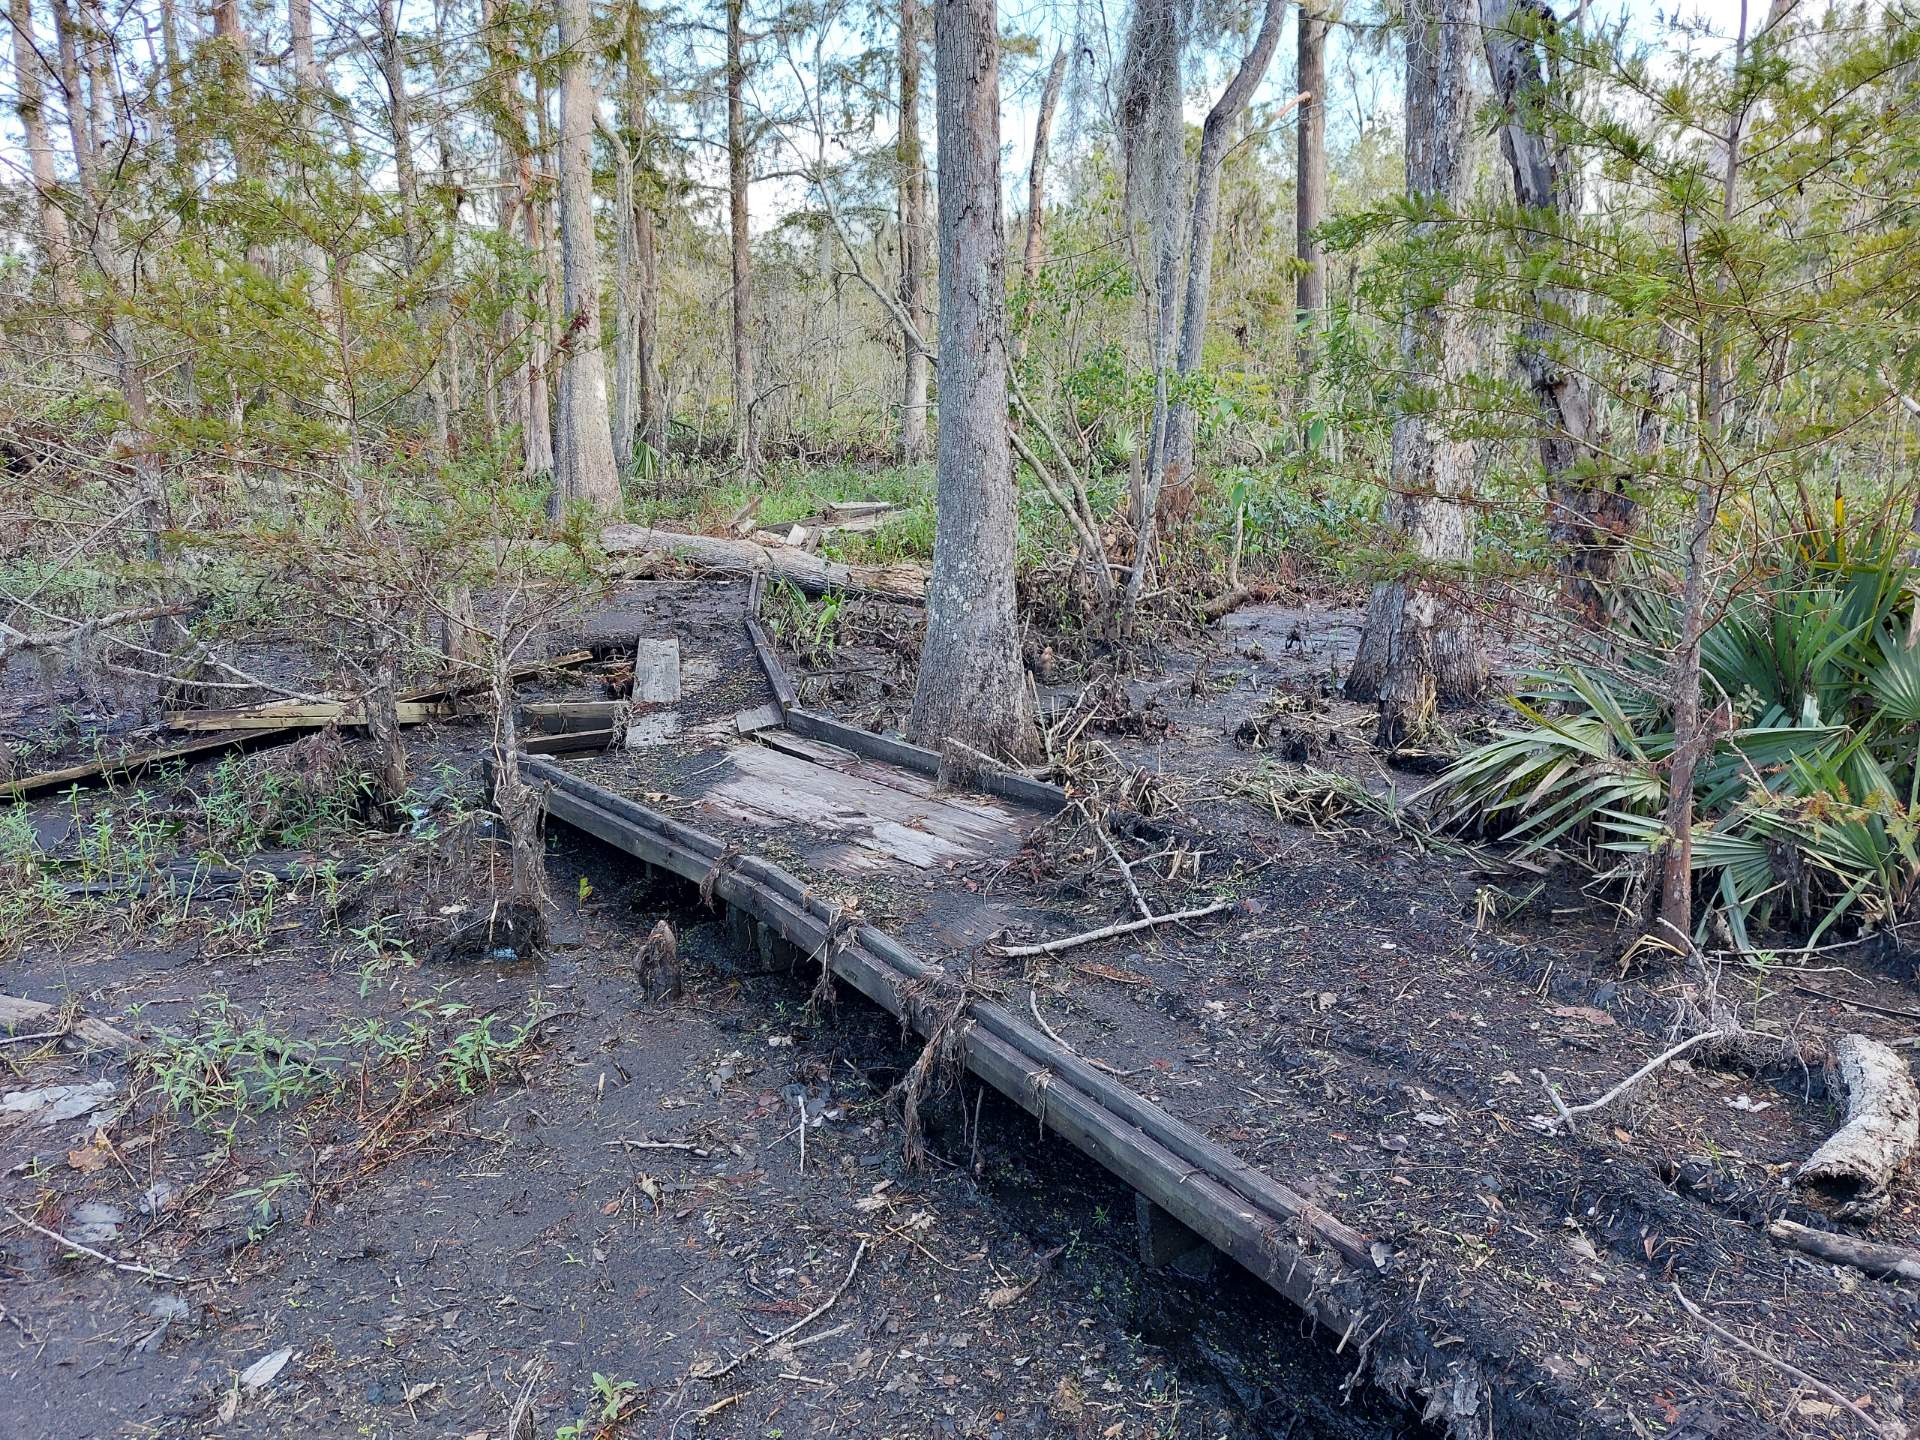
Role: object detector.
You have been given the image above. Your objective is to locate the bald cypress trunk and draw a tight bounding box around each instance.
[907,0,1033,762]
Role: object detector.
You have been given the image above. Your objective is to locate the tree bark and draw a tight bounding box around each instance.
[608,105,641,476]
[1118,0,1186,614]
[480,0,551,476]
[1294,3,1327,364]
[553,0,623,513]
[908,0,1034,761]
[895,0,931,462]
[1011,45,1067,363]
[609,0,664,470]
[376,0,451,454]
[1481,0,1626,627]
[1162,0,1289,484]
[47,0,91,176]
[7,0,88,355]
[1346,0,1485,737]
[726,0,757,476]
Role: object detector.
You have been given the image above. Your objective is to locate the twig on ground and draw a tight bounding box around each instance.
[1792,983,1920,1024]
[0,1030,65,1047]
[1531,1031,1728,1134]
[1671,1284,1902,1440]
[992,900,1238,959]
[1028,988,1146,1079]
[696,1239,869,1381]
[3,1205,189,1283]
[602,1137,710,1156]
[1088,809,1153,920]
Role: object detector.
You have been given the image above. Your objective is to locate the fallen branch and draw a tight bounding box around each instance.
[1671,1283,1902,1440]
[3,1204,188,1283]
[695,1238,868,1380]
[991,899,1239,959]
[1531,1030,1728,1135]
[1798,1034,1919,1219]
[1767,1218,1920,1282]
[0,603,189,667]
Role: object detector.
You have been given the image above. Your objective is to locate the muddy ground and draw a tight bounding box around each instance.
[2,617,1416,1440]
[5,576,1919,1440]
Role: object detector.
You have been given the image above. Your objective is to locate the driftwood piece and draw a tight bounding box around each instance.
[1798,1034,1919,1219]
[1768,1218,1920,1282]
[0,994,140,1054]
[600,524,925,601]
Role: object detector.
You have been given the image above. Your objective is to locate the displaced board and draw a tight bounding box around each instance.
[699,740,1027,872]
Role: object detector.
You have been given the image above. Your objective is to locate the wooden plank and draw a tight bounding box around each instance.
[166,700,450,731]
[823,500,893,522]
[734,702,784,735]
[743,617,798,712]
[0,730,284,802]
[700,743,1021,869]
[630,639,682,704]
[521,728,618,755]
[785,707,1067,812]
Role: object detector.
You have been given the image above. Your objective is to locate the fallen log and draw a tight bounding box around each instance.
[600,524,925,601]
[1768,1218,1920,1282]
[1797,1034,1919,1219]
[0,993,139,1054]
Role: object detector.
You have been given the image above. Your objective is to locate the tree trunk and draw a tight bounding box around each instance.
[609,106,641,476]
[480,0,549,477]
[1345,0,1485,735]
[1294,3,1327,364]
[1011,45,1067,362]
[1163,0,1288,483]
[47,0,91,176]
[553,0,623,513]
[635,172,664,459]
[7,0,88,356]
[907,0,1034,762]
[726,0,757,477]
[896,0,930,461]
[1481,0,1625,628]
[610,0,663,471]
[376,0,450,454]
[1118,0,1187,613]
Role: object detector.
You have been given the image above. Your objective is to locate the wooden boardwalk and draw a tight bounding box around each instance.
[516,584,1515,1440]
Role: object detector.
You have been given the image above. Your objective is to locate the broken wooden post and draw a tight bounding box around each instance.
[1135,1192,1213,1275]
